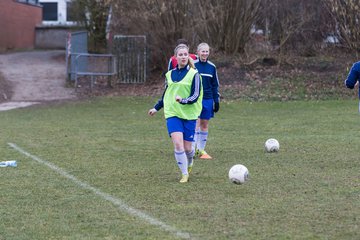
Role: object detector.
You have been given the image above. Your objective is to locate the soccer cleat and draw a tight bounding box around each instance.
[179,174,189,183]
[188,164,193,174]
[194,149,200,158]
[199,150,212,159]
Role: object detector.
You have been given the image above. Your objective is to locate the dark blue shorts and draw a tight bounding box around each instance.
[166,117,197,141]
[199,99,214,120]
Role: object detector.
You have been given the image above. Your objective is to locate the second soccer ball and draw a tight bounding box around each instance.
[228,164,249,185]
[265,138,280,152]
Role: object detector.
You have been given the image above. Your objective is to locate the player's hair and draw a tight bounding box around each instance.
[176,38,189,46]
[197,42,210,52]
[188,57,195,69]
[174,44,195,69]
[174,44,189,55]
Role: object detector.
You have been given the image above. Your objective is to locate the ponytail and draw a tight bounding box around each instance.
[188,57,195,69]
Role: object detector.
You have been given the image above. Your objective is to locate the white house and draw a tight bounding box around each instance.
[35,0,80,49]
[39,0,76,25]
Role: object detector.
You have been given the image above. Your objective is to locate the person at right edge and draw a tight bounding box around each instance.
[193,43,220,159]
[344,61,360,112]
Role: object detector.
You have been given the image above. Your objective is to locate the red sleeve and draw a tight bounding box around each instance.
[190,54,197,60]
[171,56,177,69]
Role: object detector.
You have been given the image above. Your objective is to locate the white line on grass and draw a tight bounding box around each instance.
[8,143,195,240]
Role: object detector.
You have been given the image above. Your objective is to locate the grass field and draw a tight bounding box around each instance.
[0,97,359,240]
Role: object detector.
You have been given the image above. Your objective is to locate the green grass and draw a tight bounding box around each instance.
[0,97,359,240]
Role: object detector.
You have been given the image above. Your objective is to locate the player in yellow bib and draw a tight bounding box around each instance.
[148,44,203,183]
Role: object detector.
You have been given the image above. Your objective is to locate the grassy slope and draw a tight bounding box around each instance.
[214,48,358,102]
[0,97,359,240]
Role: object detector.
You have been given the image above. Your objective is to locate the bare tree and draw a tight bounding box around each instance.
[108,0,343,72]
[71,0,112,52]
[111,0,264,70]
[195,0,262,54]
[256,0,334,65]
[324,0,360,52]
[111,0,196,71]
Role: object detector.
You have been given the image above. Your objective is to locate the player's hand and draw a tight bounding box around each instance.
[175,96,182,102]
[148,108,157,116]
[214,102,220,113]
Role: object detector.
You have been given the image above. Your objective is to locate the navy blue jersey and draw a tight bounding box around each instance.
[195,59,220,102]
[345,61,360,98]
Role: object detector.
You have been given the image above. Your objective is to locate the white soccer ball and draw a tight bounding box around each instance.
[228,164,249,185]
[265,138,280,152]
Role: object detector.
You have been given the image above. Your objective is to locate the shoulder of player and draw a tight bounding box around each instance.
[170,55,177,62]
[354,61,360,67]
[195,60,217,71]
[190,53,197,60]
[207,60,217,68]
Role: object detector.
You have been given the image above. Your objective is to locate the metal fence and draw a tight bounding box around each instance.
[66,31,88,81]
[74,53,116,90]
[112,35,147,83]
[66,33,147,87]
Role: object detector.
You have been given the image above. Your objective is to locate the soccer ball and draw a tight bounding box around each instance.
[228,164,249,184]
[265,138,280,152]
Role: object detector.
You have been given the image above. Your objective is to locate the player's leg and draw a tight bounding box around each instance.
[192,118,200,155]
[167,117,189,182]
[197,99,214,159]
[198,119,212,159]
[170,132,189,181]
[183,119,196,175]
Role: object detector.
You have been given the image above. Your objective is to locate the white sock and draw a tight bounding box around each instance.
[174,151,188,175]
[192,129,200,151]
[198,131,208,151]
[186,150,195,167]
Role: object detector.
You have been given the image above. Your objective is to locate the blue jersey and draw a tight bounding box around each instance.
[195,59,220,102]
[345,61,360,98]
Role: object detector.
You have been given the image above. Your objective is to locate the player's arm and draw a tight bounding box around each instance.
[190,53,198,61]
[212,67,220,112]
[154,88,166,110]
[177,73,202,104]
[345,62,360,89]
[167,57,173,72]
[148,81,167,116]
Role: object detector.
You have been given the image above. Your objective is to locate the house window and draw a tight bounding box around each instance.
[17,0,39,4]
[42,2,58,21]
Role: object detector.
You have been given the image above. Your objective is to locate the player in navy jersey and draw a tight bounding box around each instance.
[345,61,360,112]
[193,43,220,159]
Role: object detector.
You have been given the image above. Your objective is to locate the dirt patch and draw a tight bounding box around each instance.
[0,50,76,102]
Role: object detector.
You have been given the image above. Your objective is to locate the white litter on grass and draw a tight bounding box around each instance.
[0,102,39,111]
[8,142,195,240]
[0,160,17,167]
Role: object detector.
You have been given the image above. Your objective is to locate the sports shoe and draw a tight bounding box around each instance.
[179,174,189,183]
[199,150,212,159]
[194,149,200,158]
[188,164,193,174]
